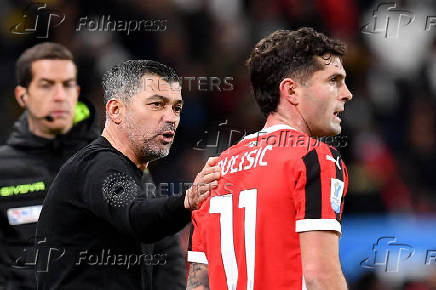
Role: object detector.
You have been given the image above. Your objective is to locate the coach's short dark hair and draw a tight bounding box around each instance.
[102,60,180,104]
[16,42,75,87]
[247,27,346,116]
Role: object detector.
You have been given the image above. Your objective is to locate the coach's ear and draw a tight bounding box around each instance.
[106,98,124,124]
[279,78,298,105]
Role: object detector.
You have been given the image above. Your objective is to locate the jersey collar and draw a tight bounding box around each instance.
[242,124,298,141]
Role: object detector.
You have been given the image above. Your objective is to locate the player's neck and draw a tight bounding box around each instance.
[264,111,310,136]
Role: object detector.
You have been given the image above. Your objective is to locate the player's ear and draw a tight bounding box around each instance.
[14,86,27,108]
[106,98,124,124]
[279,78,298,105]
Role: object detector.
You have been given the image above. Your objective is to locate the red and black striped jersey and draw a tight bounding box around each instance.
[188,124,348,290]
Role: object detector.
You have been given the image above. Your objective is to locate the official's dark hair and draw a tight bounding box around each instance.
[247,27,346,116]
[16,42,75,87]
[102,60,180,104]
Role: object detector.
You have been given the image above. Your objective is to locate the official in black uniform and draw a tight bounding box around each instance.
[36,60,220,289]
[0,43,100,290]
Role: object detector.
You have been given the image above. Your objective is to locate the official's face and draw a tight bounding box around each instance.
[296,55,352,136]
[26,60,79,134]
[123,74,183,162]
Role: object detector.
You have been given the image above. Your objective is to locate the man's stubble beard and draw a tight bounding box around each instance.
[123,115,172,163]
[136,135,171,163]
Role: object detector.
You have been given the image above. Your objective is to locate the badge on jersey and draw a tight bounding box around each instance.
[330,178,344,213]
[7,205,42,225]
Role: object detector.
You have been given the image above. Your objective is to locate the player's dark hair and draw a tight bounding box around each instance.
[247,27,346,116]
[16,42,75,88]
[102,60,180,104]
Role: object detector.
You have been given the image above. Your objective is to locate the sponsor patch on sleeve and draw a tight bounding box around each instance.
[7,205,43,225]
[330,178,344,214]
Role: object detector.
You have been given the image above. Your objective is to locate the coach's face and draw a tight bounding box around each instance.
[123,74,183,162]
[297,55,352,136]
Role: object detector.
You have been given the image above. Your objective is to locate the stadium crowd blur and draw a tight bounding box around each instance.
[0,0,435,289]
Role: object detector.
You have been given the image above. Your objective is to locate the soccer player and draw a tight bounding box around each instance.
[187,27,352,290]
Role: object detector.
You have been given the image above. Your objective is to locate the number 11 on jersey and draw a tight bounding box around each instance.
[209,189,258,290]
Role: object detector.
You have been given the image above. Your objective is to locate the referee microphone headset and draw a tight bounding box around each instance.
[20,93,54,122]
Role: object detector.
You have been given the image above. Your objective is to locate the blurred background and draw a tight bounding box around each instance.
[0,0,435,288]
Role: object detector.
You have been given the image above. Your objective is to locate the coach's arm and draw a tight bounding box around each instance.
[186,263,209,290]
[300,230,347,290]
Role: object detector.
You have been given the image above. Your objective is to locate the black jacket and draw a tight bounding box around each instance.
[35,136,191,290]
[0,100,100,289]
[0,101,187,290]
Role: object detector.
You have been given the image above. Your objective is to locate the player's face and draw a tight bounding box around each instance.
[25,60,79,134]
[297,55,352,136]
[123,74,183,163]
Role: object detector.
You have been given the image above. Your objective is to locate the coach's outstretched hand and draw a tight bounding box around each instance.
[185,157,221,210]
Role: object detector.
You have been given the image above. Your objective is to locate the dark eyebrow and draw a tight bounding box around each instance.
[147,94,168,102]
[38,78,77,84]
[63,78,77,83]
[147,94,184,105]
[328,73,346,80]
[38,78,55,84]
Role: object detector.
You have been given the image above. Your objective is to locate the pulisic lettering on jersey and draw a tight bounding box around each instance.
[218,145,273,176]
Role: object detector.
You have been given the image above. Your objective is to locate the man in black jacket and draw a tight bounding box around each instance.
[0,44,192,290]
[0,42,100,290]
[35,60,220,289]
